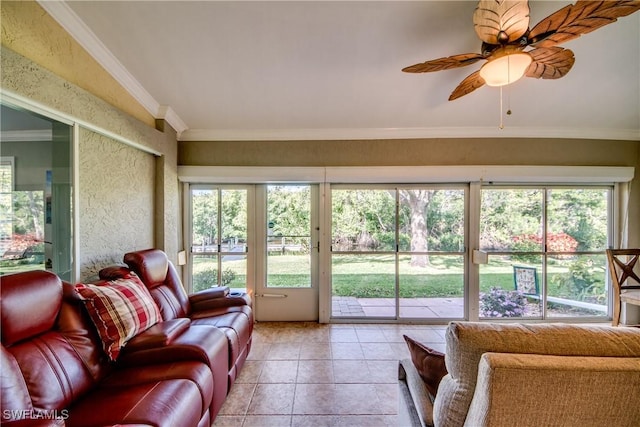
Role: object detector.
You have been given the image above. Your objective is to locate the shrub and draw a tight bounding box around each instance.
[480,287,527,318]
[511,232,578,262]
[193,268,236,292]
[550,258,605,303]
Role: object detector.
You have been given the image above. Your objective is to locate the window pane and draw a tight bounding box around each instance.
[332,189,395,252]
[221,189,247,249]
[0,162,12,193]
[480,189,543,252]
[479,255,542,319]
[191,254,219,292]
[267,185,311,288]
[332,254,395,317]
[399,255,464,319]
[547,254,607,318]
[398,189,464,252]
[221,254,247,289]
[191,189,218,252]
[547,189,608,252]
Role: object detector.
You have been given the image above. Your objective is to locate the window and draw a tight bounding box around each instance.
[0,158,14,249]
[189,186,248,292]
[479,186,610,320]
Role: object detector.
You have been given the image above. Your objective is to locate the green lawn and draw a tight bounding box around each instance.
[193,254,606,301]
[0,258,45,276]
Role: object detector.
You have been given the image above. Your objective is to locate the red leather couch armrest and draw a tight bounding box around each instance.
[123,318,191,353]
[189,286,230,304]
[190,291,252,312]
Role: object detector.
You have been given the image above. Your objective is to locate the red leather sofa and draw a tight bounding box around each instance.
[115,249,254,390]
[1,265,253,426]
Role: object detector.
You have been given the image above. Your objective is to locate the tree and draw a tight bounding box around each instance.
[191,189,218,247]
[399,190,431,267]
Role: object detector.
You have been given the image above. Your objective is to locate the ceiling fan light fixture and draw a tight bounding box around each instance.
[479,52,532,87]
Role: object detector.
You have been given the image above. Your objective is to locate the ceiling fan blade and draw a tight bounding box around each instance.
[473,0,530,45]
[449,70,486,101]
[529,1,640,48]
[402,53,485,73]
[525,47,575,79]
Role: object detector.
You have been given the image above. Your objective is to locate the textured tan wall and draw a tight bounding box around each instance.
[78,129,155,280]
[179,138,638,167]
[1,0,155,128]
[2,46,180,280]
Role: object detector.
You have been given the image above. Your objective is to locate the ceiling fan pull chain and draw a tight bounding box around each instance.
[499,86,504,129]
[507,84,512,117]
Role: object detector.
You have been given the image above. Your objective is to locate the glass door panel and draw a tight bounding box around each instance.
[398,189,465,320]
[189,186,247,292]
[546,188,609,318]
[266,185,311,288]
[331,188,396,319]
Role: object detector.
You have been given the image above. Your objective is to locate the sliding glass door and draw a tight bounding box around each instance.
[478,186,611,320]
[330,185,467,320]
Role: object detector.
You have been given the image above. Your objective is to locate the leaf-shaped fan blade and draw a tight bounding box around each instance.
[449,70,486,101]
[473,0,530,45]
[525,47,575,79]
[529,1,640,48]
[402,53,485,73]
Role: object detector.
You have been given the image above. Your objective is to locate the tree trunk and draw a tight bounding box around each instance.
[401,190,431,267]
[27,192,43,241]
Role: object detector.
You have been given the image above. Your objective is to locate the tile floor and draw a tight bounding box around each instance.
[213,322,447,427]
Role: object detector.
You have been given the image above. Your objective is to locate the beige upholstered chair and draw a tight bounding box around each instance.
[606,248,640,326]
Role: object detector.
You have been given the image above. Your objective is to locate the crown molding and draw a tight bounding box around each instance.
[37,1,188,135]
[179,126,640,142]
[1,130,52,142]
[157,106,188,135]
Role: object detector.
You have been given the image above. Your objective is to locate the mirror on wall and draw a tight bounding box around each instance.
[0,104,73,281]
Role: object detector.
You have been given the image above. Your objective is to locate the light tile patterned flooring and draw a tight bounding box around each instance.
[213,322,447,427]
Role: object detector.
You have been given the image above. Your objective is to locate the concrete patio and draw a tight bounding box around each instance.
[332,296,464,319]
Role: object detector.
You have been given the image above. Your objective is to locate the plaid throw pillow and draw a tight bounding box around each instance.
[77,274,162,361]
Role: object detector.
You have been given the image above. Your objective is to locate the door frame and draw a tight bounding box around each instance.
[254,184,320,321]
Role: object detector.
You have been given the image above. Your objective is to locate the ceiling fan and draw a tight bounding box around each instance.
[403,0,640,101]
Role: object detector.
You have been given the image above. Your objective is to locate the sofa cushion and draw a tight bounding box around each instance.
[433,322,640,427]
[466,353,640,427]
[1,345,33,419]
[67,377,205,427]
[403,335,447,398]
[76,275,162,360]
[1,271,62,346]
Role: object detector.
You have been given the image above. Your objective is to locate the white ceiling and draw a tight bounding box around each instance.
[41,1,640,141]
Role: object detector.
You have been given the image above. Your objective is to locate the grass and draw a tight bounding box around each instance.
[192,253,606,301]
[0,258,45,276]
